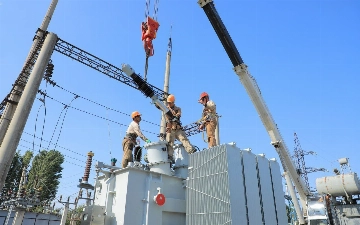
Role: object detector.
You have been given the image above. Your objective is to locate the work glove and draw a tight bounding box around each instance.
[145,139,151,144]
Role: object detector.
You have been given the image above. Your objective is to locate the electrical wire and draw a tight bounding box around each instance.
[106,108,112,159]
[48,83,162,128]
[19,141,85,164]
[47,95,78,150]
[23,131,86,157]
[42,91,158,136]
[32,97,47,154]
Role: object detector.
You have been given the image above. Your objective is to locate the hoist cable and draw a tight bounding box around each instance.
[154,0,160,21]
[145,0,150,19]
[144,55,149,82]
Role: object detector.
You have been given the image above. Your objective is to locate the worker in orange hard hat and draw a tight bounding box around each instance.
[198,92,218,148]
[165,94,196,162]
[122,111,151,168]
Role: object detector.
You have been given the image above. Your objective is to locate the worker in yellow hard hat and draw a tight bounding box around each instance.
[165,94,196,162]
[122,111,151,168]
[198,92,218,148]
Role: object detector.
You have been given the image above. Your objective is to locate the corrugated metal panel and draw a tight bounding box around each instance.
[187,145,231,225]
[269,160,288,225]
[0,211,59,225]
[256,155,277,225]
[187,144,287,225]
[241,150,263,225]
[226,145,247,225]
[22,218,35,225]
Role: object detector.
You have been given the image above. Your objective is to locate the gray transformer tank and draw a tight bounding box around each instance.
[83,143,287,225]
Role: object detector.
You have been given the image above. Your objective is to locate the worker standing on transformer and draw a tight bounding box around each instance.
[165,95,196,161]
[198,92,217,148]
[122,111,151,168]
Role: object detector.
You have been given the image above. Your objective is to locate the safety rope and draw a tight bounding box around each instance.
[202,129,208,143]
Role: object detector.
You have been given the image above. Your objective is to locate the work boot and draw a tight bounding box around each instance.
[168,155,175,164]
[190,146,198,154]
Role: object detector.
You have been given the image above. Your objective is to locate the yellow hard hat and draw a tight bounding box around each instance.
[167,94,175,103]
[131,111,141,119]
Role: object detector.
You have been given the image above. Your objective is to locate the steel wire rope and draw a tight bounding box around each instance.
[48,81,163,128]
[41,91,158,136]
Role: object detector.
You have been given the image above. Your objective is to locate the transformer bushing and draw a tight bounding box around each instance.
[173,144,189,179]
[144,141,171,176]
[78,151,95,190]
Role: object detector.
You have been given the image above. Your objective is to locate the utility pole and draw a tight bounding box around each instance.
[0,0,58,145]
[0,0,58,191]
[159,35,172,140]
[0,32,58,191]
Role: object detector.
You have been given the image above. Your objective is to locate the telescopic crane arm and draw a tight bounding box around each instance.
[122,64,176,120]
[197,0,310,222]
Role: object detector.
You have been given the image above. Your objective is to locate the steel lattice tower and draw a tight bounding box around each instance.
[293,132,310,190]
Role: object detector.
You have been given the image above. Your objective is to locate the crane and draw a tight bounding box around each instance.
[197,0,311,224]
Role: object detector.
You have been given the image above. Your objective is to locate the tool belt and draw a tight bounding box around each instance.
[166,121,182,133]
[124,133,137,146]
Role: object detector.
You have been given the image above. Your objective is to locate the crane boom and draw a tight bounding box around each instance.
[198,0,310,222]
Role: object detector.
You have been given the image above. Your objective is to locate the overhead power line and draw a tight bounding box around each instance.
[38,90,158,136]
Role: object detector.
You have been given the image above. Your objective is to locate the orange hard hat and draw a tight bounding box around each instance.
[167,94,175,103]
[131,111,141,119]
[199,92,209,100]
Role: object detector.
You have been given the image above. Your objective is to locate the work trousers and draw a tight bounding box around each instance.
[166,129,193,157]
[122,138,134,168]
[206,120,217,148]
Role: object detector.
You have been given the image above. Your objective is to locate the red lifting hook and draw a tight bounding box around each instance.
[141,17,160,57]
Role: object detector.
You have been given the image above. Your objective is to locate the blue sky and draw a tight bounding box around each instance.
[1,0,359,209]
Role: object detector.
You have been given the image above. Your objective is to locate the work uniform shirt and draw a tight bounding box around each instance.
[125,121,147,142]
[202,100,217,122]
[165,105,182,130]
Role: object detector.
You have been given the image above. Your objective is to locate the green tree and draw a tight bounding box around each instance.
[2,151,23,196]
[66,205,85,225]
[27,150,64,202]
[22,150,34,168]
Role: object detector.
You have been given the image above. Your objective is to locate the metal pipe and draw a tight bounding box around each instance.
[60,202,69,225]
[215,116,220,145]
[284,172,305,225]
[0,33,58,191]
[0,0,58,145]
[159,38,172,140]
